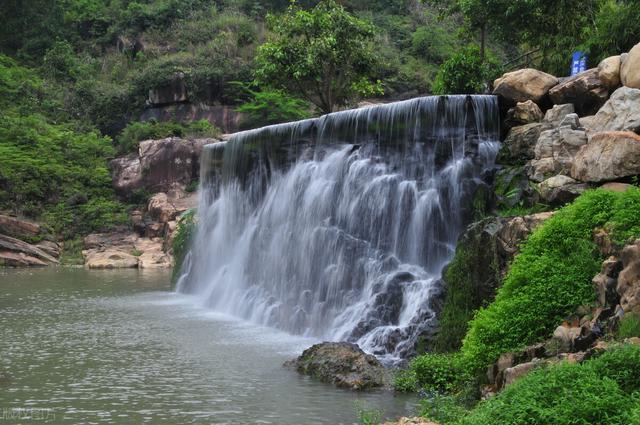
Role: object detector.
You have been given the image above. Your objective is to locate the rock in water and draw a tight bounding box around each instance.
[493,69,558,106]
[286,342,387,390]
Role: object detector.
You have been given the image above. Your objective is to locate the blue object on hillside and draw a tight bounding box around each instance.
[571,51,587,75]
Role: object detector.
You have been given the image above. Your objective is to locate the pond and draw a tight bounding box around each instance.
[0,268,415,424]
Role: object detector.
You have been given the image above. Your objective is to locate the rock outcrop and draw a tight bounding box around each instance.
[584,87,640,133]
[0,234,59,266]
[529,126,588,182]
[570,131,640,182]
[110,137,218,197]
[493,69,558,106]
[621,42,640,89]
[504,100,543,128]
[148,72,188,106]
[0,215,41,240]
[82,232,172,269]
[617,240,640,314]
[284,342,387,390]
[548,68,609,116]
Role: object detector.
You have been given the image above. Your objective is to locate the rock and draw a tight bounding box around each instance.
[493,69,558,106]
[83,249,139,269]
[538,175,587,205]
[594,228,616,257]
[0,215,41,240]
[34,240,62,259]
[601,182,634,192]
[580,115,596,129]
[497,123,544,165]
[140,103,245,134]
[148,193,178,223]
[552,325,582,352]
[621,43,640,89]
[543,104,576,127]
[505,100,543,127]
[529,127,588,182]
[493,166,540,210]
[593,256,623,308]
[110,153,142,195]
[559,113,580,130]
[148,72,188,105]
[503,360,541,387]
[0,234,58,266]
[496,212,555,258]
[383,418,439,425]
[570,131,640,182]
[598,56,621,89]
[617,240,640,313]
[548,68,609,116]
[83,232,138,251]
[286,342,386,390]
[135,238,172,269]
[110,137,218,197]
[585,87,640,133]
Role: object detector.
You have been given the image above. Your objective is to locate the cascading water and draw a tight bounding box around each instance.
[177,95,500,361]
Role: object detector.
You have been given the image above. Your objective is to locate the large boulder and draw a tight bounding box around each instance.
[598,55,621,89]
[110,137,218,197]
[617,240,640,314]
[493,69,558,106]
[570,131,640,182]
[285,342,387,390]
[584,87,640,134]
[548,68,609,116]
[621,43,640,89]
[529,127,588,182]
[135,238,172,269]
[497,123,544,165]
[82,232,172,269]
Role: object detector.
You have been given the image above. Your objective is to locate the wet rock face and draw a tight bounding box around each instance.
[285,342,387,390]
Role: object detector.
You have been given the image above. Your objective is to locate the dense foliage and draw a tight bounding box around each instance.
[454,344,640,425]
[461,188,640,373]
[432,46,499,94]
[394,353,473,394]
[116,119,219,154]
[0,55,126,237]
[254,1,383,113]
[235,87,311,127]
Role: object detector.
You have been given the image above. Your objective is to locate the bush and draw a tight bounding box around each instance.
[236,87,311,128]
[461,189,640,373]
[457,344,640,425]
[172,209,196,283]
[115,119,219,153]
[617,313,640,340]
[395,353,472,394]
[432,46,499,95]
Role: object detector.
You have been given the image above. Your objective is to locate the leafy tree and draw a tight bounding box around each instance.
[236,87,311,127]
[432,46,498,94]
[583,0,640,65]
[254,0,383,114]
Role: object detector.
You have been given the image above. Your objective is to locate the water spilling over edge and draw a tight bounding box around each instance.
[177,95,500,361]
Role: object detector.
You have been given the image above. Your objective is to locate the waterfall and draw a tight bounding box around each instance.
[177,95,500,361]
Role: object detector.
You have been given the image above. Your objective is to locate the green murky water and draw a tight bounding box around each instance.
[0,268,415,424]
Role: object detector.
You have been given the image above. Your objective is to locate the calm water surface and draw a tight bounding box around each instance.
[0,268,416,424]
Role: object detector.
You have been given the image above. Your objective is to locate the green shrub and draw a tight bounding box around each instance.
[172,209,196,283]
[115,119,219,153]
[457,344,640,425]
[617,313,640,340]
[396,353,473,394]
[432,46,499,95]
[236,87,311,128]
[461,189,640,373]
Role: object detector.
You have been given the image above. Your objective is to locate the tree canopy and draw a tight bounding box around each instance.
[254,0,383,113]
